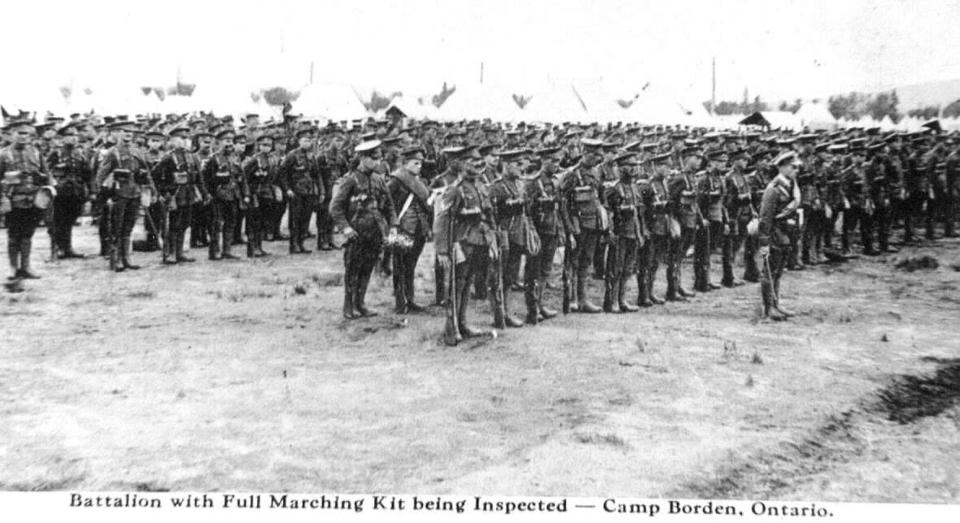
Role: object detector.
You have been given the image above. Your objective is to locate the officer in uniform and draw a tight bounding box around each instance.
[603,153,643,313]
[758,151,802,321]
[201,128,247,260]
[241,134,280,258]
[523,146,564,322]
[1,119,53,279]
[281,128,322,254]
[386,146,432,314]
[330,140,397,319]
[742,153,772,281]
[429,146,466,305]
[559,138,604,313]
[152,125,204,264]
[142,129,167,251]
[46,122,91,259]
[434,155,498,344]
[94,121,154,272]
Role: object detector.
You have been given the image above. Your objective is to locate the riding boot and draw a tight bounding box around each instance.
[356,268,377,317]
[222,229,239,259]
[524,280,539,325]
[8,240,20,279]
[537,282,558,319]
[18,239,38,279]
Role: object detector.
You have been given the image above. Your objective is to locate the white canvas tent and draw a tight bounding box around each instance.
[290,83,370,121]
[794,102,837,130]
[436,84,527,122]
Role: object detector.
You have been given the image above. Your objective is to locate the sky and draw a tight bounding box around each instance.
[3,0,960,105]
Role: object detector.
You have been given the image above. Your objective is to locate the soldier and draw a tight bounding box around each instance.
[429,146,466,306]
[152,125,205,264]
[315,127,342,250]
[94,122,154,272]
[758,152,802,321]
[201,128,247,260]
[639,153,674,305]
[743,153,773,281]
[281,128,322,254]
[559,138,604,313]
[190,131,214,249]
[1,119,53,279]
[721,148,752,286]
[667,147,703,300]
[46,122,91,259]
[487,149,535,328]
[602,153,643,313]
[142,129,166,251]
[694,150,725,292]
[434,156,498,344]
[330,140,397,319]
[241,134,280,258]
[386,146,432,314]
[524,146,564,322]
[945,139,960,238]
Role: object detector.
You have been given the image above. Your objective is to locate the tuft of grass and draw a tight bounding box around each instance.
[745,375,755,387]
[127,290,156,299]
[751,351,764,365]
[634,337,646,353]
[292,282,308,295]
[721,340,738,360]
[574,432,629,448]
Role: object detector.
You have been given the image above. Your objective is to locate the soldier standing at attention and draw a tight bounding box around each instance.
[152,126,205,264]
[758,152,802,322]
[602,153,643,313]
[386,146,432,314]
[241,135,280,258]
[488,149,533,328]
[46,122,91,259]
[202,128,247,261]
[1,119,53,279]
[281,128,321,254]
[330,140,397,319]
[559,138,604,313]
[94,121,154,272]
[523,146,564,322]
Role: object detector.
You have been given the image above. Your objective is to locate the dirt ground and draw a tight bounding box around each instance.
[1,218,959,501]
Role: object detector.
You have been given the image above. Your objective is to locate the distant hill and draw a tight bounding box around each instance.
[891,79,960,110]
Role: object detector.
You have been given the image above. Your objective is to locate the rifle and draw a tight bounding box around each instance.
[562,236,571,314]
[491,232,507,329]
[442,205,461,346]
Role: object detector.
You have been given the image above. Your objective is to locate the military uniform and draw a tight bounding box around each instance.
[1,130,53,279]
[386,158,432,313]
[667,169,701,299]
[329,141,397,319]
[603,164,644,313]
[241,143,280,258]
[46,140,91,258]
[190,140,214,248]
[488,160,531,328]
[559,148,604,313]
[281,143,323,254]
[202,145,247,260]
[524,159,564,321]
[638,159,672,305]
[758,154,801,321]
[722,162,753,286]
[694,167,724,292]
[153,144,204,263]
[434,172,498,343]
[94,140,154,271]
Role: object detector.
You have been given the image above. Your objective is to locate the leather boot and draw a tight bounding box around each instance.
[18,239,39,279]
[209,234,221,260]
[666,266,683,301]
[618,279,639,312]
[120,237,140,270]
[576,278,602,313]
[246,240,255,258]
[222,229,240,259]
[356,269,377,317]
[537,282,558,319]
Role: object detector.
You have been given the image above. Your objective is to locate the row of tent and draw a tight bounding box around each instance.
[4,81,954,132]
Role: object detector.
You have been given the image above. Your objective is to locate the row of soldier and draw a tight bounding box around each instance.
[2,113,959,338]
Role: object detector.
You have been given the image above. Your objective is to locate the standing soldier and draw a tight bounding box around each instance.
[524,146,564,322]
[602,154,643,313]
[758,152,802,321]
[667,148,703,299]
[330,140,397,319]
[142,129,166,251]
[94,122,154,272]
[434,157,498,344]
[202,128,247,261]
[429,147,466,306]
[487,149,534,328]
[241,135,280,258]
[46,122,91,259]
[694,150,725,292]
[639,153,674,305]
[386,146,432,314]
[281,128,321,254]
[721,148,752,287]
[152,125,204,264]
[1,119,53,279]
[559,138,604,313]
[945,139,960,238]
[190,131,215,249]
[743,153,773,281]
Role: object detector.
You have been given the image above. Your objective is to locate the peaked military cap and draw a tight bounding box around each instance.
[354,140,382,155]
